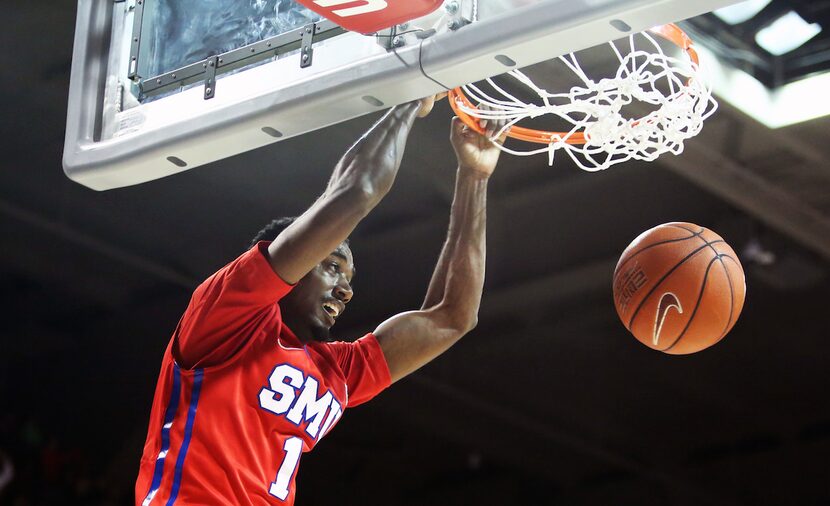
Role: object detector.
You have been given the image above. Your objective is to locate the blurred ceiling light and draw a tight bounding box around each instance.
[713,0,772,25]
[755,11,823,55]
[697,43,830,127]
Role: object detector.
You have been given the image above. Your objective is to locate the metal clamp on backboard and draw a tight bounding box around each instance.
[127,0,146,80]
[137,19,344,100]
[300,22,316,68]
[375,25,399,50]
[204,56,218,100]
[445,0,473,31]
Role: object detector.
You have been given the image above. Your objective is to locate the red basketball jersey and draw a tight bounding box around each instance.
[135,242,391,505]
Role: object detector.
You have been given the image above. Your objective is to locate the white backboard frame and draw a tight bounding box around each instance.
[63,0,738,190]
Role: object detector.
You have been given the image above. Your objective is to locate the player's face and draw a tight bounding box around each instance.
[280,243,355,343]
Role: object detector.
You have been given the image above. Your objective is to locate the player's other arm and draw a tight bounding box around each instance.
[267,96,443,283]
[374,117,504,383]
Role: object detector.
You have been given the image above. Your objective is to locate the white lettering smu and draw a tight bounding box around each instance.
[286,376,333,438]
[258,364,341,440]
[314,0,388,18]
[258,364,304,415]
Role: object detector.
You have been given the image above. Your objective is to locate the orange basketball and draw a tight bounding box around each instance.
[612,222,746,354]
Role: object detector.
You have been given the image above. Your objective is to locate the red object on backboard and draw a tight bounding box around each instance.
[294,0,443,34]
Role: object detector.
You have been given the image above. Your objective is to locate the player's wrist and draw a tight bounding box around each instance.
[390,102,421,123]
[457,164,492,181]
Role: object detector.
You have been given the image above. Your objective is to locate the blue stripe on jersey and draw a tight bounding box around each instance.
[142,364,182,506]
[166,368,204,506]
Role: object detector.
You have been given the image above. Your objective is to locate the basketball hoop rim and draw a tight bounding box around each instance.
[448,23,700,146]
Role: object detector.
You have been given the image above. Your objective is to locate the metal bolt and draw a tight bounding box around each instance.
[392,36,404,47]
[251,47,255,52]
[445,1,458,14]
[156,78,161,84]
[172,73,176,79]
[306,27,312,33]
[303,46,309,53]
[206,87,212,94]
[219,58,223,63]
[398,22,409,30]
[448,19,461,30]
[209,60,214,67]
[302,54,309,62]
[267,42,272,47]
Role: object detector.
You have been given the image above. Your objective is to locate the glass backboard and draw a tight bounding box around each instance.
[63,0,738,190]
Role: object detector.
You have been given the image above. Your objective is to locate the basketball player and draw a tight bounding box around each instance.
[135,95,505,505]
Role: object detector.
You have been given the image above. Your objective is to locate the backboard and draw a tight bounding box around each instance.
[63,0,738,190]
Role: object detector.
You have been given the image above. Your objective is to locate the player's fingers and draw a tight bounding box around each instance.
[420,92,447,115]
[450,116,465,139]
[452,115,475,132]
[477,104,496,137]
[417,97,434,118]
[489,121,509,144]
[494,130,508,145]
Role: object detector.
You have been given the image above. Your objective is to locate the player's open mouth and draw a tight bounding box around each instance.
[322,301,341,320]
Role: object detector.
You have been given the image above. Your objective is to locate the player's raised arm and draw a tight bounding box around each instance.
[267,95,443,284]
[374,116,505,383]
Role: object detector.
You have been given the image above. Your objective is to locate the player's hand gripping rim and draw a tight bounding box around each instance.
[451,105,507,179]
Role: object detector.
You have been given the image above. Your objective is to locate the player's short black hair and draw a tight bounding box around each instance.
[249,217,350,250]
[249,217,297,249]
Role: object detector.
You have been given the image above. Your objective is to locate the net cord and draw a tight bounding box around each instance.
[449,24,718,171]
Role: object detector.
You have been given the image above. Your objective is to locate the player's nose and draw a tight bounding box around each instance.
[334,279,353,304]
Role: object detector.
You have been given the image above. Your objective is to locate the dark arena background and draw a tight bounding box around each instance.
[2,1,830,505]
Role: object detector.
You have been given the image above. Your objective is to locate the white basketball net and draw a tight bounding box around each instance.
[454,30,718,171]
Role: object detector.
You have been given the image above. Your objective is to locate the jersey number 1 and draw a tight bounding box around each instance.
[269,437,302,500]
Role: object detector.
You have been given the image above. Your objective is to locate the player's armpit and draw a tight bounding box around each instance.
[373,307,474,383]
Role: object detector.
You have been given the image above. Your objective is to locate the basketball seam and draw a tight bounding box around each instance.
[626,240,724,330]
[660,255,721,352]
[613,230,702,277]
[687,226,738,348]
[666,223,702,236]
[712,255,739,346]
[681,224,725,260]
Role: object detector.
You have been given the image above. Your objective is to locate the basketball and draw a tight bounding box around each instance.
[612,222,746,354]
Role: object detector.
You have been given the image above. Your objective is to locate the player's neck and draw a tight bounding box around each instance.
[281,316,314,345]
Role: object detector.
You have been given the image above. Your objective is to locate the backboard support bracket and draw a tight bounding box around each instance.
[300,22,316,68]
[376,26,399,50]
[127,0,144,80]
[138,19,345,99]
[203,56,218,100]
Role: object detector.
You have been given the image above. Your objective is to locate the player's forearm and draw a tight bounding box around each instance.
[267,102,421,283]
[421,227,455,310]
[373,170,488,382]
[324,102,420,206]
[433,168,488,332]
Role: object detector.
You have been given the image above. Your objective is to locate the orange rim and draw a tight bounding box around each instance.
[448,23,700,145]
